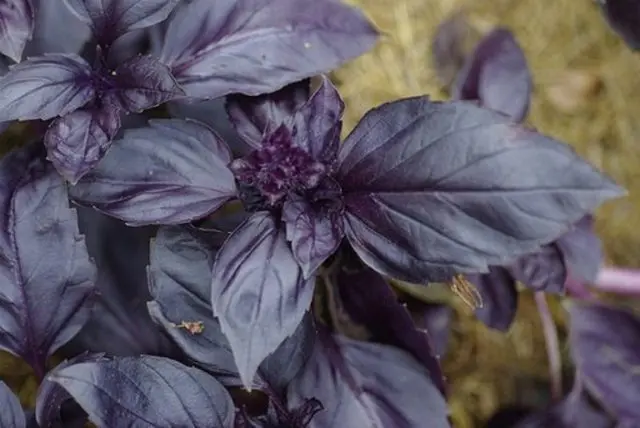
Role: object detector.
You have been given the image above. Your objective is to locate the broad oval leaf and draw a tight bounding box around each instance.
[337,97,624,283]
[44,107,121,184]
[0,0,34,62]
[431,13,476,88]
[157,0,378,98]
[65,207,178,357]
[452,28,532,122]
[211,212,315,388]
[105,54,184,113]
[467,267,517,331]
[25,0,91,56]
[288,333,450,428]
[147,224,242,384]
[0,143,96,377]
[70,118,236,225]
[50,355,235,428]
[62,0,179,44]
[0,380,25,428]
[597,0,640,50]
[226,79,311,149]
[0,54,94,122]
[568,302,640,423]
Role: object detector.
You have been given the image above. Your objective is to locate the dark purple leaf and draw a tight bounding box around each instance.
[70,118,236,225]
[24,0,91,56]
[44,106,121,184]
[157,0,378,98]
[337,97,623,284]
[334,253,447,394]
[597,0,640,50]
[227,79,311,149]
[509,244,567,293]
[0,0,34,62]
[0,54,94,121]
[568,302,640,422]
[417,303,453,358]
[467,267,518,331]
[452,28,532,122]
[0,380,25,428]
[50,355,235,427]
[431,13,474,88]
[0,143,96,377]
[65,206,179,357]
[211,212,315,387]
[105,54,184,113]
[555,216,603,283]
[288,332,450,428]
[62,0,179,45]
[36,353,98,428]
[283,195,344,279]
[147,224,242,385]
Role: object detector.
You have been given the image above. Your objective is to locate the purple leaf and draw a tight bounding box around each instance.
[0,54,94,121]
[516,390,613,428]
[288,332,450,428]
[211,212,315,388]
[65,207,179,357]
[62,0,179,45]
[296,75,344,163]
[509,244,567,293]
[44,106,121,184]
[70,118,236,225]
[157,0,378,98]
[597,0,640,50]
[555,216,603,283]
[105,54,184,113]
[334,253,447,394]
[283,195,344,279]
[0,143,96,378]
[431,13,474,88]
[337,97,624,284]
[568,302,640,422]
[147,224,242,385]
[36,353,98,428]
[50,355,235,427]
[452,28,532,122]
[25,0,91,56]
[0,380,25,428]
[467,267,518,331]
[417,304,453,358]
[227,79,311,149]
[0,0,34,62]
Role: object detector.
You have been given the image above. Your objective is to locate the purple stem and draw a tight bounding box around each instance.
[534,292,562,401]
[594,267,640,295]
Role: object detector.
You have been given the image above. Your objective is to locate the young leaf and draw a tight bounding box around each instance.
[452,28,532,122]
[44,106,121,184]
[157,0,378,98]
[0,143,96,377]
[467,267,518,331]
[65,207,179,357]
[333,253,447,394]
[70,119,236,225]
[431,13,475,88]
[147,224,243,384]
[226,79,311,149]
[337,97,624,284]
[509,244,567,293]
[0,54,94,121]
[597,0,640,50]
[288,332,450,428]
[0,0,34,62]
[62,0,179,45]
[0,380,25,428]
[568,302,640,423]
[50,355,235,428]
[417,303,453,358]
[105,54,184,113]
[555,216,603,283]
[283,195,344,279]
[211,212,315,388]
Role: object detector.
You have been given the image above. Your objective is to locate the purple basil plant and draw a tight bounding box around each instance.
[0,0,633,427]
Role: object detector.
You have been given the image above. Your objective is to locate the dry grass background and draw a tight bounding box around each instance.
[333,0,640,426]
